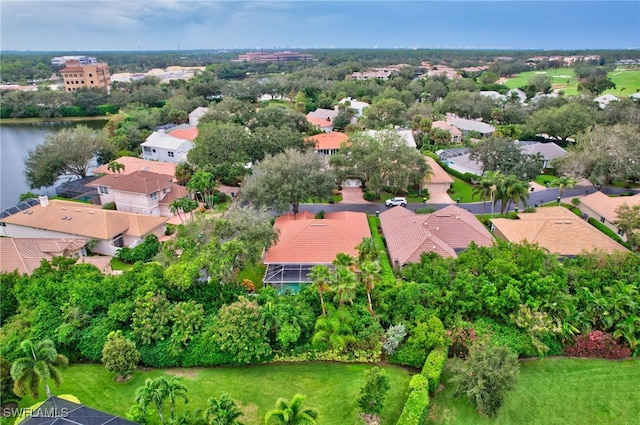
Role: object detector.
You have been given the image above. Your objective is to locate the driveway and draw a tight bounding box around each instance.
[340,187,372,204]
[426,191,454,204]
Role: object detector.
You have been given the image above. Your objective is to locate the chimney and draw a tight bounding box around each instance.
[39,195,49,208]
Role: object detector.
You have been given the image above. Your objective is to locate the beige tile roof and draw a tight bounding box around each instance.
[93,157,177,178]
[0,237,87,275]
[580,192,640,223]
[264,211,371,264]
[0,200,167,240]
[158,184,190,206]
[431,120,462,137]
[380,205,493,264]
[76,256,113,273]
[309,132,349,150]
[307,116,333,129]
[89,171,173,195]
[424,156,454,184]
[491,206,627,256]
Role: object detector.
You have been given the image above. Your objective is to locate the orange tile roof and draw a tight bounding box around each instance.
[424,156,454,184]
[380,205,493,264]
[93,157,177,178]
[0,238,87,275]
[0,200,167,240]
[264,211,371,264]
[491,206,627,256]
[168,127,198,141]
[89,171,173,195]
[309,132,349,150]
[579,192,640,223]
[307,116,333,129]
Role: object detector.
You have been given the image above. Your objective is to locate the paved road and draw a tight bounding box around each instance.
[298,185,638,215]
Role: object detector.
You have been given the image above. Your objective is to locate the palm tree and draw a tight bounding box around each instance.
[552,176,578,198]
[359,260,381,316]
[333,252,356,270]
[308,265,332,316]
[331,265,357,308]
[503,177,530,213]
[170,199,185,224]
[107,160,125,174]
[161,376,189,421]
[264,394,318,425]
[356,237,382,264]
[312,308,356,353]
[474,171,503,216]
[205,392,245,425]
[176,409,207,425]
[175,162,196,186]
[10,339,68,399]
[135,378,168,425]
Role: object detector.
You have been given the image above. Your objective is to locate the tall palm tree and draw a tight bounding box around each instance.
[331,265,357,308]
[135,378,168,425]
[552,176,578,198]
[170,199,185,224]
[10,339,68,399]
[474,171,503,216]
[205,392,245,425]
[264,394,318,425]
[176,409,207,425]
[503,177,530,213]
[161,376,189,421]
[312,308,356,353]
[356,237,382,264]
[308,265,332,316]
[359,260,381,316]
[333,253,356,270]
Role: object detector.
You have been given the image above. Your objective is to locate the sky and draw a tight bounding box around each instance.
[1,1,639,51]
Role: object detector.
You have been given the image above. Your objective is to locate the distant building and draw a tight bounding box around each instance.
[309,132,348,156]
[51,55,97,67]
[431,121,463,144]
[189,106,210,127]
[233,51,314,63]
[141,125,197,163]
[60,60,110,92]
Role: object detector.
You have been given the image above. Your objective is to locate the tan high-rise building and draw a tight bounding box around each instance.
[60,60,111,92]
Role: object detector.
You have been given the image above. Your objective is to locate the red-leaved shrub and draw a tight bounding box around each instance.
[564,330,631,359]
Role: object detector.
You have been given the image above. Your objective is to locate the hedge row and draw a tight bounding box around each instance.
[395,374,430,425]
[438,160,480,183]
[367,216,396,282]
[422,346,448,395]
[587,218,633,250]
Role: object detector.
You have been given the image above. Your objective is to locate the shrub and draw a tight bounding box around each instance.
[315,210,325,219]
[422,346,448,395]
[101,330,140,380]
[364,191,377,201]
[571,197,580,206]
[116,234,161,263]
[102,201,117,210]
[587,218,633,250]
[415,207,436,214]
[356,367,390,415]
[393,317,446,368]
[138,339,180,367]
[396,374,429,425]
[564,330,631,359]
[382,324,406,356]
[448,324,481,359]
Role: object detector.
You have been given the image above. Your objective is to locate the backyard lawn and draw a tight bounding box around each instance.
[426,357,640,425]
[11,363,412,425]
[447,176,475,203]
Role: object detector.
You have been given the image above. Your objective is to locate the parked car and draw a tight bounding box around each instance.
[385,197,407,207]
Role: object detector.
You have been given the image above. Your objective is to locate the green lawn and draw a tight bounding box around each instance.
[235,262,266,286]
[606,69,640,96]
[427,357,640,425]
[11,363,411,425]
[448,177,475,203]
[109,257,133,271]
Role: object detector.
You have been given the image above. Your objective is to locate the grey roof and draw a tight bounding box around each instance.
[19,396,138,425]
[517,141,567,161]
[142,131,193,150]
[448,117,495,134]
[307,108,339,120]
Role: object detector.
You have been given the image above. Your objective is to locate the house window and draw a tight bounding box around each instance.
[150,192,158,201]
[600,217,606,224]
[112,234,124,248]
[143,147,152,153]
[98,186,109,194]
[168,151,175,158]
[90,81,94,84]
[89,73,93,77]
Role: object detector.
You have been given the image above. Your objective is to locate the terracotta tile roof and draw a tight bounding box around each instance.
[424,156,454,184]
[93,157,177,178]
[158,184,189,205]
[0,237,87,275]
[0,200,167,240]
[580,192,640,223]
[88,171,173,195]
[432,120,462,136]
[309,132,349,150]
[490,206,627,256]
[380,205,493,264]
[168,127,198,141]
[307,116,333,129]
[264,211,371,264]
[76,256,113,273]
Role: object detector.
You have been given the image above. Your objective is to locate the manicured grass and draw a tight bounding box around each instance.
[606,69,640,96]
[503,69,578,95]
[448,176,475,203]
[11,363,411,425]
[235,262,266,286]
[109,257,133,271]
[534,174,556,186]
[426,357,640,425]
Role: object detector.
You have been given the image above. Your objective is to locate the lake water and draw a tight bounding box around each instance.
[0,120,105,210]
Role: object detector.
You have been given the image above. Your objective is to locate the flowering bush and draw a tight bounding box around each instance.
[564,331,631,359]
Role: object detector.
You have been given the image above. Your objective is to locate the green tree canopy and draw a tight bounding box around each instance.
[10,339,69,399]
[101,330,140,381]
[527,102,594,143]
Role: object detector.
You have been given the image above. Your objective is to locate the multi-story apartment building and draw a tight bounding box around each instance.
[60,60,111,92]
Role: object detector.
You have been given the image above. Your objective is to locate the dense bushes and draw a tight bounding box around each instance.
[587,217,632,249]
[395,374,429,425]
[422,346,448,395]
[565,331,631,359]
[116,234,161,263]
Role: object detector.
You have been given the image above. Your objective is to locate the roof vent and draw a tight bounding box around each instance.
[61,207,67,210]
[455,215,459,219]
[39,195,49,208]
[436,227,440,231]
[88,211,96,214]
[75,209,81,212]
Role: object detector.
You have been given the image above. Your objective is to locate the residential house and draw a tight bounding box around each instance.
[594,94,619,109]
[507,88,527,104]
[531,92,559,103]
[189,106,210,126]
[338,97,370,116]
[422,156,454,202]
[517,141,567,169]
[92,156,177,179]
[1,237,86,275]
[578,191,640,241]
[19,396,137,425]
[0,198,168,256]
[490,206,627,257]
[263,211,371,292]
[365,129,417,148]
[447,115,495,137]
[480,91,508,102]
[309,132,348,156]
[306,108,339,132]
[431,120,463,143]
[380,205,493,268]
[88,170,188,216]
[141,125,197,163]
